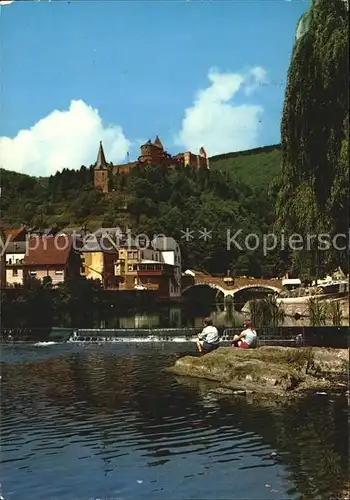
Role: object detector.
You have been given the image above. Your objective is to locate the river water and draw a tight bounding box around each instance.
[1,343,348,500]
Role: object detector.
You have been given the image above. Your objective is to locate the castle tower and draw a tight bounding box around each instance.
[94,141,109,193]
[154,135,163,149]
[199,146,209,169]
[139,137,167,166]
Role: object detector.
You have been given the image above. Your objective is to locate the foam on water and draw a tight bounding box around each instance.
[33,341,59,347]
[67,336,197,343]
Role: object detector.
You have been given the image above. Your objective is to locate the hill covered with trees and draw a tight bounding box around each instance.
[209,144,281,191]
[0,143,288,278]
[0,142,282,228]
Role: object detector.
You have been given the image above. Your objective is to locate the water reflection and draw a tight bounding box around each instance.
[177,376,349,499]
[116,305,245,330]
[1,345,348,500]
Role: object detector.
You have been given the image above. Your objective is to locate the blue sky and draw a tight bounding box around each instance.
[0,0,308,176]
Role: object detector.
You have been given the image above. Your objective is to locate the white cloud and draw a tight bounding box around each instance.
[0,100,131,176]
[175,67,267,156]
[0,1,15,5]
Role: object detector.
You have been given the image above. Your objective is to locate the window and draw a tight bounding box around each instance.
[133,251,138,260]
[128,265,133,272]
[12,269,18,277]
[8,258,12,265]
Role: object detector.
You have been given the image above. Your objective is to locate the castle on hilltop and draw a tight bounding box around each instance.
[94,136,209,193]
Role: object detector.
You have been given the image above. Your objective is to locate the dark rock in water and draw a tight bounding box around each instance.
[167,346,348,396]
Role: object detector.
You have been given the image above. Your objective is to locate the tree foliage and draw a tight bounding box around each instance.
[249,295,285,328]
[275,0,349,278]
[308,297,328,326]
[0,277,104,329]
[0,160,289,277]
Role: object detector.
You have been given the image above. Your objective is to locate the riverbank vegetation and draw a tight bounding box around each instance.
[249,295,285,328]
[0,277,153,331]
[308,297,344,327]
[0,277,104,329]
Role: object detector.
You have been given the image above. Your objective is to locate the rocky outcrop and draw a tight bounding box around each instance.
[168,347,348,395]
[311,347,349,376]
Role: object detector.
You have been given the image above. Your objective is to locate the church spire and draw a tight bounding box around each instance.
[96,141,107,169]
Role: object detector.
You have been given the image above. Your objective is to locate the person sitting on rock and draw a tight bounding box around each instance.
[232,320,257,349]
[196,317,220,354]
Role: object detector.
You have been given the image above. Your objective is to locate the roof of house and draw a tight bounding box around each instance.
[57,226,84,236]
[92,227,123,237]
[282,278,301,285]
[4,227,27,241]
[80,235,116,253]
[151,236,178,251]
[29,228,55,236]
[23,236,74,266]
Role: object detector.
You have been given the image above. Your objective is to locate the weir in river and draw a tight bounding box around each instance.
[1,325,348,348]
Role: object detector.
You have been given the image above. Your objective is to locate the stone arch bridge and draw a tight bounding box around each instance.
[182,272,283,299]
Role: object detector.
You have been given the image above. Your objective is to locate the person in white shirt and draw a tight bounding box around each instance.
[196,317,220,354]
[232,320,257,349]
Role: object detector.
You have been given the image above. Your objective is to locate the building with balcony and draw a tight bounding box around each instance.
[134,260,176,297]
[111,234,182,299]
[151,236,182,298]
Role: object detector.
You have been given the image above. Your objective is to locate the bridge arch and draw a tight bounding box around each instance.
[231,284,281,296]
[182,282,228,296]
